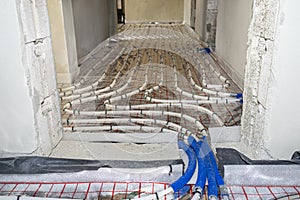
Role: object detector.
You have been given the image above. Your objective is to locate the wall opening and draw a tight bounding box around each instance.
[47,0,117,84]
[117,0,125,24]
[1,2,299,197]
[46,0,251,159]
[124,0,184,23]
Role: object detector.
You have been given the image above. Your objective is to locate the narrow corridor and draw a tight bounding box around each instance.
[55,24,242,159]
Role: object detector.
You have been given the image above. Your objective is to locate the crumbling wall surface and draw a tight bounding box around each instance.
[241,0,279,159]
[11,0,62,156]
[204,0,218,49]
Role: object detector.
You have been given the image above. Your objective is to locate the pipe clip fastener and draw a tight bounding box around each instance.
[178,132,185,140]
[209,195,218,200]
[219,185,229,196]
[193,187,203,196]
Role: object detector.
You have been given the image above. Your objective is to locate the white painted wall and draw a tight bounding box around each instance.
[215,0,253,88]
[0,1,37,155]
[264,0,300,159]
[0,0,62,157]
[72,0,110,59]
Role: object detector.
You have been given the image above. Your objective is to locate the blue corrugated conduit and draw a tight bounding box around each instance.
[133,140,197,200]
[134,136,228,200]
[188,137,207,200]
[204,138,229,199]
[204,147,219,199]
[170,140,197,192]
[186,135,229,200]
[199,137,229,200]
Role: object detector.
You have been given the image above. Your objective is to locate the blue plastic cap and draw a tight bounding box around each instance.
[204,48,211,54]
[236,93,243,99]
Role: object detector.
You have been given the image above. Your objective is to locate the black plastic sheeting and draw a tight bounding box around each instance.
[292,151,300,160]
[2,149,299,175]
[0,156,183,174]
[216,148,300,176]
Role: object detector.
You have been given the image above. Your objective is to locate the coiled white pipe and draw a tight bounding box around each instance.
[64,109,207,135]
[65,117,192,139]
[60,48,135,100]
[63,68,136,110]
[201,53,230,88]
[120,25,229,94]
[172,33,229,89]
[185,62,235,97]
[65,125,170,133]
[170,53,234,99]
[105,103,224,127]
[145,96,240,104]
[173,67,237,102]
[60,43,130,93]
[144,81,239,105]
[141,67,239,105]
[104,63,149,105]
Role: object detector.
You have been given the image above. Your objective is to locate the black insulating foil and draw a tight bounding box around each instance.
[216,148,300,176]
[292,151,300,160]
[0,156,183,174]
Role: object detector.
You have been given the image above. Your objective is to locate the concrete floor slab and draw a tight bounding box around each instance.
[50,140,180,161]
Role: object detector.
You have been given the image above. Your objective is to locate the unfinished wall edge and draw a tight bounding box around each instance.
[16,0,63,156]
[61,0,79,83]
[241,0,280,159]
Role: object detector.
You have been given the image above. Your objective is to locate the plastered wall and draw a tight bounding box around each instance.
[0,0,37,155]
[242,0,300,159]
[47,0,79,84]
[184,0,191,26]
[195,0,218,49]
[215,0,253,88]
[194,0,206,41]
[0,0,62,157]
[264,0,300,159]
[124,0,184,23]
[72,0,111,60]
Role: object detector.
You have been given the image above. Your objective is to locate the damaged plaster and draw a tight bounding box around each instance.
[242,0,279,159]
[18,0,63,156]
[0,0,63,156]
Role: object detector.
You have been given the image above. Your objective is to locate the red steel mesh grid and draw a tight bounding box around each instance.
[1,182,300,200]
[228,186,300,200]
